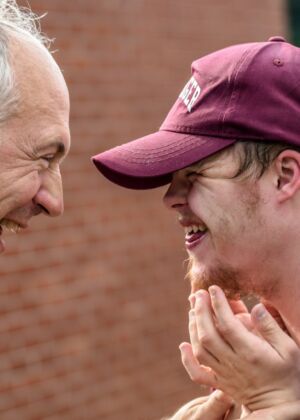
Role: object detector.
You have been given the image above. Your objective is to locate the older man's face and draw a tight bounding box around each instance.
[163,145,277,298]
[0,36,70,252]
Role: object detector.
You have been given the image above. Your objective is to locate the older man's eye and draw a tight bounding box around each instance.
[41,155,55,163]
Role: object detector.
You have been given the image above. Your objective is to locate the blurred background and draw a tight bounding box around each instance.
[0,0,294,419]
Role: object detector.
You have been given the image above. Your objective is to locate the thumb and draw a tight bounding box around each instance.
[179,342,217,387]
[198,390,233,419]
[251,303,295,357]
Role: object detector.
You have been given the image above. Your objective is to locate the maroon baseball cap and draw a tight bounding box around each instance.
[92,36,300,189]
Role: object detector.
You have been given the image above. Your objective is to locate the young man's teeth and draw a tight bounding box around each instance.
[185,225,207,235]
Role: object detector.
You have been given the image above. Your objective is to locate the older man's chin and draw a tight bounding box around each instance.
[0,228,5,253]
[0,219,25,254]
[186,257,243,300]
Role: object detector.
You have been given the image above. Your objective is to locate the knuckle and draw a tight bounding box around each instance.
[194,305,203,317]
[194,343,205,360]
[189,370,204,383]
[261,319,274,334]
[244,350,259,365]
[217,321,233,337]
[188,319,194,329]
[198,333,213,348]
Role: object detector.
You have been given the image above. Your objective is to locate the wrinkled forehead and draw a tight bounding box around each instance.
[9,33,69,113]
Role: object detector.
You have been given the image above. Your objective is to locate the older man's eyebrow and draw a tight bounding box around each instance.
[36,140,66,155]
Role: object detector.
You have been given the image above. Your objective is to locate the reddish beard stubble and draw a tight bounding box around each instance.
[186,257,244,299]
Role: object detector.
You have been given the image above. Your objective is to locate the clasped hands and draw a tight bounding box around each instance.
[177,286,300,419]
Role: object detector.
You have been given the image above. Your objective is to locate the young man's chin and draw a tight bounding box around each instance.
[187,257,243,299]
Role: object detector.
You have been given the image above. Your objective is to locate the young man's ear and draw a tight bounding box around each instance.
[274,150,300,202]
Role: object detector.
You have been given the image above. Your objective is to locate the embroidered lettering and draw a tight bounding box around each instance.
[179,76,201,112]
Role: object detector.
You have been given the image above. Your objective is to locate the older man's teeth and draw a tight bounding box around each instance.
[0,220,21,233]
[185,225,207,235]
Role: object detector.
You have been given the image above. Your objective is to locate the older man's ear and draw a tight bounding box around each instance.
[274,150,300,203]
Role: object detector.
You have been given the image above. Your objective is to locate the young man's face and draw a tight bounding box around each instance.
[163,144,276,298]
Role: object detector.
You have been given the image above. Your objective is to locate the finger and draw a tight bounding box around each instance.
[251,303,298,358]
[169,396,213,420]
[195,390,233,420]
[193,291,233,364]
[263,302,289,333]
[262,302,282,319]
[235,312,255,332]
[179,342,217,387]
[229,299,249,315]
[209,285,259,352]
[229,300,254,332]
[188,308,221,368]
[189,293,196,309]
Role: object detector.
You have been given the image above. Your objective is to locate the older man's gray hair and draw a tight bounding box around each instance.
[0,0,52,122]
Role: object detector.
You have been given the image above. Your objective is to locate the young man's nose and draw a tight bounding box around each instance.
[163,179,189,210]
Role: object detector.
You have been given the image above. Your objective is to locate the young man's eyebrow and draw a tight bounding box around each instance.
[187,161,205,172]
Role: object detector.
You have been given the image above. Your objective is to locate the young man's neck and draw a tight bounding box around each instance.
[260,261,300,345]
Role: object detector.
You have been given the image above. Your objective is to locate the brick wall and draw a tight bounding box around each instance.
[0,1,287,419]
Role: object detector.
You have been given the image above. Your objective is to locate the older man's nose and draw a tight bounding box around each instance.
[34,188,64,217]
[34,172,64,217]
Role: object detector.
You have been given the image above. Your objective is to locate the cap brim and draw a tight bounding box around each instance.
[92,130,236,189]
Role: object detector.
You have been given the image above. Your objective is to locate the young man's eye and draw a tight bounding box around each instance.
[187,171,200,179]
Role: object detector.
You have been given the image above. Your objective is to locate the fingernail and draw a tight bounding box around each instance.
[179,342,189,353]
[254,303,267,320]
[209,286,217,298]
